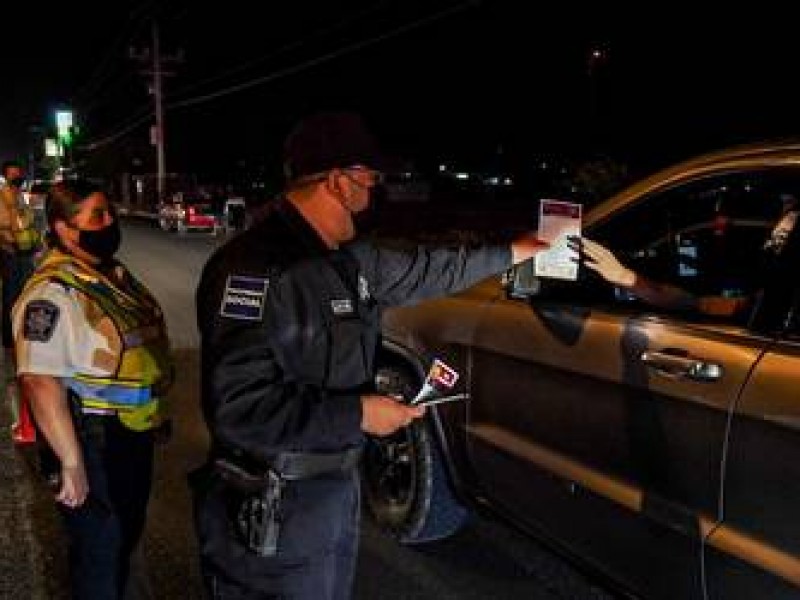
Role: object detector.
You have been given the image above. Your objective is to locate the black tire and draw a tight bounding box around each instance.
[361,362,469,544]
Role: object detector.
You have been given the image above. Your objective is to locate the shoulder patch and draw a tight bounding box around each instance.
[219,274,270,321]
[23,299,60,342]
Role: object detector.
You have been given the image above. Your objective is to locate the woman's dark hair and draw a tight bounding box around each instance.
[45,178,104,248]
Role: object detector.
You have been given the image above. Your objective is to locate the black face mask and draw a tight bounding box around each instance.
[9,177,25,188]
[77,220,121,262]
[352,184,385,235]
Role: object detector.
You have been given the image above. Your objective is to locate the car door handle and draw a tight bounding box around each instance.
[639,349,723,382]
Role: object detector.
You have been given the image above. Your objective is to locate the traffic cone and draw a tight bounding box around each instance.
[10,382,36,445]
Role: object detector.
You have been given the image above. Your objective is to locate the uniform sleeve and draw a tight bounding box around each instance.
[350,240,512,307]
[199,266,363,458]
[13,284,77,378]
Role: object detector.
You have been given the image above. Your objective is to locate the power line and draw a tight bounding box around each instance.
[167,1,390,101]
[71,0,159,104]
[77,107,154,151]
[167,1,474,111]
[79,2,475,153]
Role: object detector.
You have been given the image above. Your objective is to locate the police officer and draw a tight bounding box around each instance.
[0,159,42,442]
[12,179,173,599]
[193,111,548,599]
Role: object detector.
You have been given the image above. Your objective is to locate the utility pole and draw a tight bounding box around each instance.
[152,21,166,204]
[130,22,181,208]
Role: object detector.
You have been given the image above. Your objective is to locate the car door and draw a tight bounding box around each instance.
[465,170,796,598]
[705,216,800,600]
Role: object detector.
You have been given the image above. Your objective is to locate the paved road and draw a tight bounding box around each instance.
[0,220,617,599]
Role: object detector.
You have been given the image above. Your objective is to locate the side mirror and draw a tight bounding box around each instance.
[503,260,541,299]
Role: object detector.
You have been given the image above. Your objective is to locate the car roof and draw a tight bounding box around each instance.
[586,139,800,230]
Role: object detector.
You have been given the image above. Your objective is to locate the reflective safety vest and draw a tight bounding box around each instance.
[24,250,173,431]
[0,185,41,252]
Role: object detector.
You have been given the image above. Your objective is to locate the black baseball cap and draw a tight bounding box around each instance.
[282,111,388,180]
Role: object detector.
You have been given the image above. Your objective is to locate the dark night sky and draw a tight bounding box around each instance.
[4,1,800,183]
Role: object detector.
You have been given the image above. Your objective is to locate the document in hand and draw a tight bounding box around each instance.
[534,199,582,280]
[411,358,460,405]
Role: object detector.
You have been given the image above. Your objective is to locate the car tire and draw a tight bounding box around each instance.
[362,362,469,544]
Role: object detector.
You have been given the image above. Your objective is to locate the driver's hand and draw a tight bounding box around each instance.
[570,237,636,287]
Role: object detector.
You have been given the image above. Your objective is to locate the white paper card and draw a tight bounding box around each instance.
[534,199,582,280]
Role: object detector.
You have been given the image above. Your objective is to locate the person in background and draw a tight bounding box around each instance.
[0,159,42,443]
[13,178,173,598]
[192,110,549,600]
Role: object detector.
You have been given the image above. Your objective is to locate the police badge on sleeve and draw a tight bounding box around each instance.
[23,300,60,342]
[220,274,270,321]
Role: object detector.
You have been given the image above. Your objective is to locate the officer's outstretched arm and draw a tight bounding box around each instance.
[20,374,89,508]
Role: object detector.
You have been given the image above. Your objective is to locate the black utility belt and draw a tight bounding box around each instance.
[213,447,362,492]
[271,448,362,480]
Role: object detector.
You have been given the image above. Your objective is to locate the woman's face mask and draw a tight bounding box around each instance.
[76,219,121,262]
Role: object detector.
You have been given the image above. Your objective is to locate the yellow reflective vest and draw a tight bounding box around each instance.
[23,250,173,431]
[0,183,41,252]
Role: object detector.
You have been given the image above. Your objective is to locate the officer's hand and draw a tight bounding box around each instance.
[56,463,89,509]
[511,232,550,264]
[361,394,426,437]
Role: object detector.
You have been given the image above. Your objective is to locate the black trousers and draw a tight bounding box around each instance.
[194,470,360,600]
[0,248,35,348]
[57,416,154,599]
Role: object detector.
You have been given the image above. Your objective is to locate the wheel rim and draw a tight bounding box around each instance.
[364,367,419,526]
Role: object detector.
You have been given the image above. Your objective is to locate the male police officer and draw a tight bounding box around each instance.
[193,111,548,599]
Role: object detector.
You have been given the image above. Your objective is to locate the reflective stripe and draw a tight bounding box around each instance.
[68,379,152,407]
[81,406,117,416]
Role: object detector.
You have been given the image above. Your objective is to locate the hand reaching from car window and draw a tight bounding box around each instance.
[570,237,636,287]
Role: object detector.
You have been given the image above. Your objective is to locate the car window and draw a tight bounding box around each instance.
[590,169,800,323]
[193,204,216,215]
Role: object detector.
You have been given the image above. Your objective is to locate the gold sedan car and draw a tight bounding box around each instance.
[365,141,800,600]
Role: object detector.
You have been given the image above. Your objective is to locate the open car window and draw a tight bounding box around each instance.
[588,168,800,323]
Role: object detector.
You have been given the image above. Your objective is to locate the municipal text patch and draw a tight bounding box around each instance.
[23,300,60,342]
[220,275,269,321]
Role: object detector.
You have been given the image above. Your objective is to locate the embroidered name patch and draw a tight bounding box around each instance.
[220,275,269,321]
[23,300,60,342]
[331,298,354,315]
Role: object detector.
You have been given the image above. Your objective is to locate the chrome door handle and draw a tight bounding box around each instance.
[639,350,723,382]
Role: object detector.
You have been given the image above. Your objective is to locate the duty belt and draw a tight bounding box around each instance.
[214,446,362,483]
[271,448,362,480]
[206,447,362,557]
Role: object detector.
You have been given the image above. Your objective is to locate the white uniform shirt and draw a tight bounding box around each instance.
[13,280,121,379]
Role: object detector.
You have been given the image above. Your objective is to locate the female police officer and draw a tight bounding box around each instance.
[12,178,173,598]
